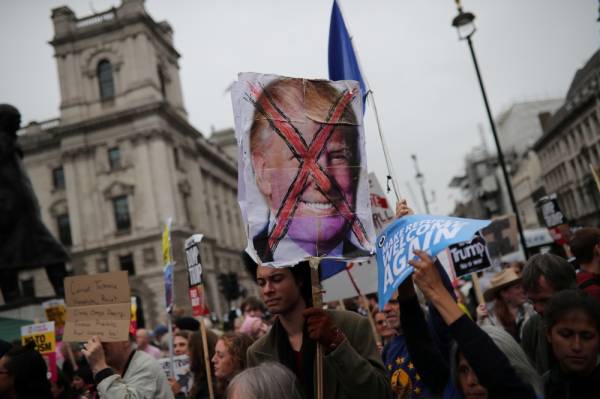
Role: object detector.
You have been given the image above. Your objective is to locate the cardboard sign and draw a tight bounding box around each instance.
[159,355,192,394]
[481,214,518,258]
[63,271,131,342]
[232,73,375,267]
[21,322,57,382]
[376,215,491,307]
[448,234,492,277]
[184,234,204,287]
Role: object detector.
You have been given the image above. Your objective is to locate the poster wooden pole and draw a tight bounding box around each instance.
[471,272,485,305]
[167,317,175,378]
[198,317,215,399]
[309,257,324,399]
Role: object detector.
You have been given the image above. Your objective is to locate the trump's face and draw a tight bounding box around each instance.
[250,84,359,256]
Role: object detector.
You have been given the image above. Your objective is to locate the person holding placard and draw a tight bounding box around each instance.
[247,261,391,399]
[82,336,174,399]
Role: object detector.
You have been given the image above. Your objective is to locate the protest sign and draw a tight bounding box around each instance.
[232,73,375,267]
[21,321,57,382]
[481,214,518,259]
[376,215,491,307]
[185,234,204,287]
[159,355,192,394]
[448,234,492,277]
[43,299,66,340]
[537,194,567,228]
[63,271,131,342]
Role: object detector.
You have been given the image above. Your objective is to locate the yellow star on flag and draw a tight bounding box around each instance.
[408,362,414,370]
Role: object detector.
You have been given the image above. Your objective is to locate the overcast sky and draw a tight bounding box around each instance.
[1,0,598,215]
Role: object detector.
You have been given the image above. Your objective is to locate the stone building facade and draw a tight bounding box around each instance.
[9,0,251,326]
[534,49,600,227]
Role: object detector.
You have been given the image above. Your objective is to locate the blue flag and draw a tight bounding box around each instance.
[328,0,367,113]
[376,215,491,307]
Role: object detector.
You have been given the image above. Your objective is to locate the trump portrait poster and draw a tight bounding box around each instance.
[232,73,375,267]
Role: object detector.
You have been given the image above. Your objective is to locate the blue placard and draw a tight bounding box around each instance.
[376,215,491,307]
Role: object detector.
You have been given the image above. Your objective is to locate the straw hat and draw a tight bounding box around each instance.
[483,268,522,302]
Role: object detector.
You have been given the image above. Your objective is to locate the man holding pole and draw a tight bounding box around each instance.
[247,260,391,399]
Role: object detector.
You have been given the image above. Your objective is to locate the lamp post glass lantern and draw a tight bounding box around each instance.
[451,0,529,258]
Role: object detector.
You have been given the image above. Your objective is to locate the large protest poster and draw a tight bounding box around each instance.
[63,271,131,342]
[232,73,375,267]
[322,173,394,301]
[21,321,57,382]
[159,355,192,395]
[376,215,491,307]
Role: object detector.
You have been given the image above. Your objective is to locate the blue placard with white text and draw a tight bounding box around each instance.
[376,214,491,307]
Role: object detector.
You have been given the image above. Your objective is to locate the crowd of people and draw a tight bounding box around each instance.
[1,204,600,399]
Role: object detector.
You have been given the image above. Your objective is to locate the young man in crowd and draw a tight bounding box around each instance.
[246,261,391,399]
[82,335,174,399]
[569,227,600,303]
[521,253,577,374]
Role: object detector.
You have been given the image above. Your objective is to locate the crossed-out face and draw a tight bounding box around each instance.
[250,80,360,258]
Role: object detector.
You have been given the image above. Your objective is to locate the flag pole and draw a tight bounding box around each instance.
[334,0,401,202]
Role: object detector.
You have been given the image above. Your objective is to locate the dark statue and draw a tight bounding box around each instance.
[0,104,68,302]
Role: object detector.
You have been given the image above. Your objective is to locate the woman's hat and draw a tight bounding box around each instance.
[483,268,521,302]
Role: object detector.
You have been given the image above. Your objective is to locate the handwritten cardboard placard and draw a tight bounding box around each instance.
[63,271,131,342]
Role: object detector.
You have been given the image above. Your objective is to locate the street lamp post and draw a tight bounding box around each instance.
[451,0,529,258]
[411,154,431,214]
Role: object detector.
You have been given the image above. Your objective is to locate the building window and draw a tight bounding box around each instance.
[158,67,167,99]
[173,147,180,169]
[98,60,115,99]
[108,147,121,170]
[20,277,35,298]
[52,166,65,190]
[56,214,72,246]
[112,195,131,231]
[119,254,135,276]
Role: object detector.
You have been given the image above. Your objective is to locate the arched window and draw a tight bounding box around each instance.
[97,59,115,99]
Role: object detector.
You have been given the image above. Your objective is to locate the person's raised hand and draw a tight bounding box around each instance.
[395,199,414,219]
[81,336,109,374]
[302,307,346,353]
[168,378,182,394]
[409,249,443,302]
[476,303,489,322]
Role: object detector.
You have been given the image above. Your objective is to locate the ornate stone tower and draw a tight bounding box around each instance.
[11,0,250,326]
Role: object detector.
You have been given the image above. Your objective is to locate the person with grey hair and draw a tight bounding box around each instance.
[520,253,576,374]
[479,325,543,397]
[226,362,302,399]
